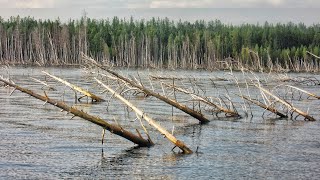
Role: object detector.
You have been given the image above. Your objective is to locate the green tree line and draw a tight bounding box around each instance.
[0,16,319,71]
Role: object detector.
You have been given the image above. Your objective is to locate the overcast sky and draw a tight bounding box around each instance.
[0,0,319,25]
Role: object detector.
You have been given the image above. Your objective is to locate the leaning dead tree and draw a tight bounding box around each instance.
[256,85,316,121]
[82,53,210,124]
[30,77,56,91]
[0,76,153,147]
[42,71,105,102]
[95,78,193,154]
[239,95,288,118]
[162,82,240,117]
[285,85,320,100]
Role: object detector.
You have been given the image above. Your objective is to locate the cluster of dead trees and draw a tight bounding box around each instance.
[0,16,320,72]
[0,16,87,66]
[0,55,318,154]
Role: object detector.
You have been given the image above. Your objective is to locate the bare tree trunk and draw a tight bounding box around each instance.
[0,77,153,147]
[83,54,210,124]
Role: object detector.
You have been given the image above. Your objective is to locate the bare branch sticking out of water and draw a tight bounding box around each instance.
[255,85,316,121]
[82,53,210,124]
[285,85,320,100]
[163,82,240,118]
[42,71,105,102]
[95,77,193,154]
[238,95,288,118]
[30,77,56,91]
[0,77,153,147]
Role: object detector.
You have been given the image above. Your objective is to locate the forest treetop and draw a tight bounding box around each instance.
[0,15,319,71]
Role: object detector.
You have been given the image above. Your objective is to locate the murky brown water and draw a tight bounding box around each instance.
[1,67,320,179]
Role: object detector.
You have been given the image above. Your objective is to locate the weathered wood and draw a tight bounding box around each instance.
[163,82,240,117]
[42,71,105,102]
[0,77,153,147]
[95,78,193,154]
[82,54,210,124]
[239,95,288,118]
[256,85,316,121]
[307,51,320,59]
[285,85,320,99]
[30,77,56,91]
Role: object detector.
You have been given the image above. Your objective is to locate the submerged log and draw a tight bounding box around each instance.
[82,54,210,124]
[95,78,193,154]
[42,71,105,102]
[256,85,316,121]
[239,95,288,118]
[0,77,153,147]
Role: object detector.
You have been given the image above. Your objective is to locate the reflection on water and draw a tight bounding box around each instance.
[0,67,320,179]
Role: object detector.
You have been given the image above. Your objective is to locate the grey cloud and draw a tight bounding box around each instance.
[145,0,320,8]
[54,0,149,8]
[1,0,320,8]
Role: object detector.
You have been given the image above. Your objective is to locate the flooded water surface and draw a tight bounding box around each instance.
[0,67,320,179]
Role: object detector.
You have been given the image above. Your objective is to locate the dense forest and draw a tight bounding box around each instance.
[0,15,319,71]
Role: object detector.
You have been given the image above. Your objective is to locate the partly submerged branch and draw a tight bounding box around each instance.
[285,85,320,100]
[95,78,193,154]
[82,54,210,124]
[163,82,240,117]
[239,94,288,118]
[256,85,316,121]
[0,77,153,147]
[42,71,105,102]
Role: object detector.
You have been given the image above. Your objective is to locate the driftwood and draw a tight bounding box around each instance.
[163,82,240,117]
[0,76,153,147]
[95,78,193,154]
[239,95,288,118]
[42,71,105,102]
[82,54,210,124]
[256,85,316,121]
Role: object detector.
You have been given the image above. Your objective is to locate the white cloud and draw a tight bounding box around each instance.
[0,0,54,8]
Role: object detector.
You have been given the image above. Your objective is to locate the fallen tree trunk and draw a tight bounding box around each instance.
[307,51,320,59]
[256,85,316,121]
[95,78,193,154]
[42,71,105,102]
[82,54,210,124]
[0,77,153,147]
[30,77,56,91]
[163,82,240,117]
[239,95,288,118]
[285,85,320,99]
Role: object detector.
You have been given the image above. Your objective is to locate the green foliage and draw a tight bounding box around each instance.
[0,15,319,68]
